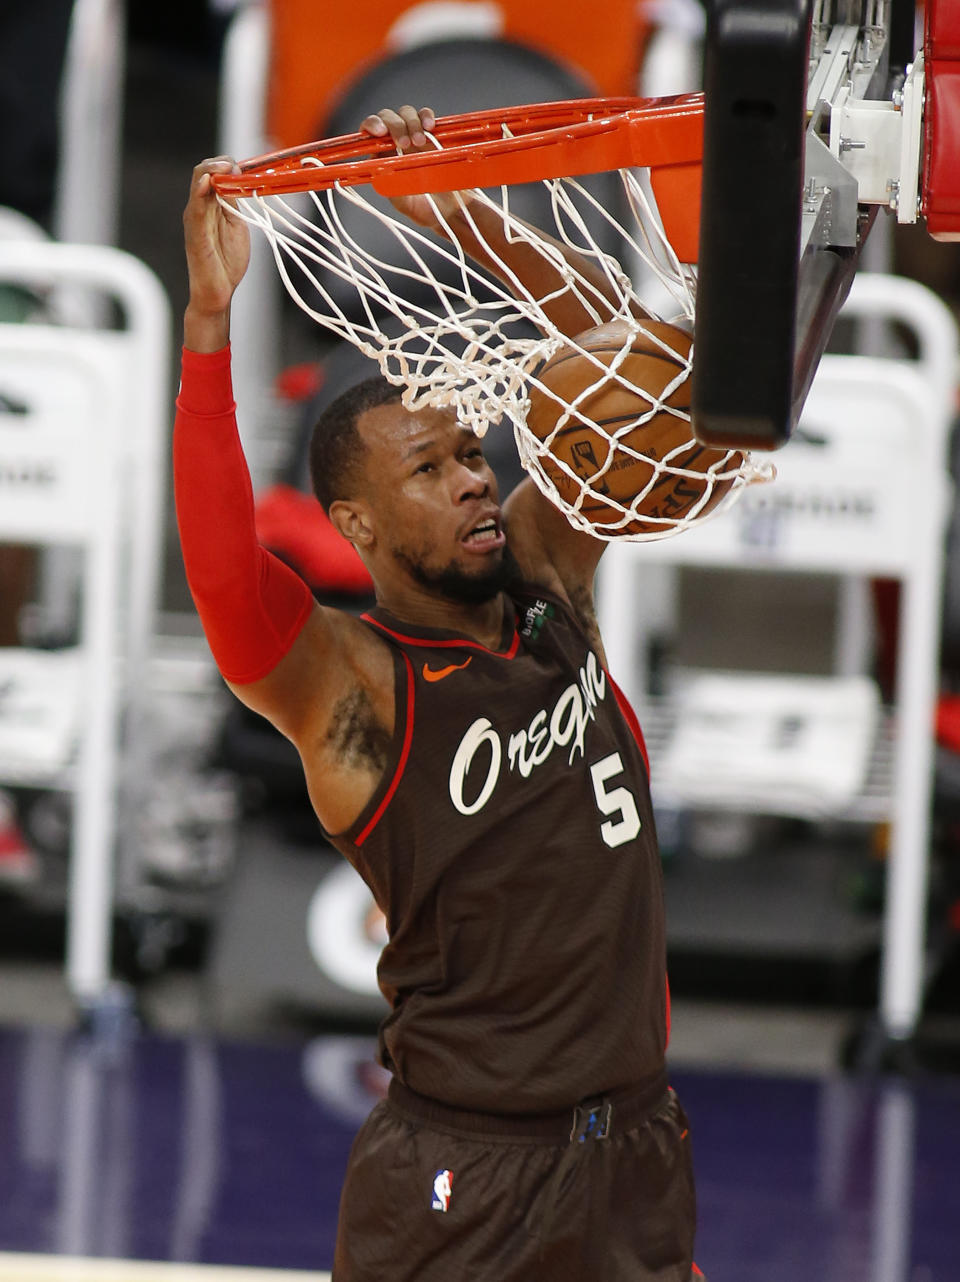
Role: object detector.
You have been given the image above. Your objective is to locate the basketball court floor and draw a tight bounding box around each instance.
[0,1019,958,1281]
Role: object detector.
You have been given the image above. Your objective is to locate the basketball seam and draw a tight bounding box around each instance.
[531,348,689,383]
[549,407,689,441]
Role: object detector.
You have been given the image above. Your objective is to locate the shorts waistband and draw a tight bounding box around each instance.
[386,1068,670,1143]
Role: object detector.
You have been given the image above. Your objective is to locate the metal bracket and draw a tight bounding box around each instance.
[896,53,925,225]
[802,127,861,249]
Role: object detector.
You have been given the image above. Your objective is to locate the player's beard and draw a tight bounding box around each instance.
[394,542,520,605]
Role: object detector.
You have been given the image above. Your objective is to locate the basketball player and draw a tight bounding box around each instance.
[175,106,703,1282]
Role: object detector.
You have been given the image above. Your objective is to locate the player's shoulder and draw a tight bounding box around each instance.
[273,600,396,711]
[221,598,396,770]
[323,601,395,676]
[502,477,605,617]
[509,576,603,658]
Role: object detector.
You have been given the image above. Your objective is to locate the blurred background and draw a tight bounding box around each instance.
[2,2,960,1275]
[5,2,958,1282]
[2,0,960,1062]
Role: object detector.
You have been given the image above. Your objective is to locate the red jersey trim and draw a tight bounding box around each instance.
[606,672,668,1047]
[355,651,415,848]
[607,672,651,777]
[362,613,521,660]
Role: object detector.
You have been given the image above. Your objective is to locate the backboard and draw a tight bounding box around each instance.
[692,0,952,450]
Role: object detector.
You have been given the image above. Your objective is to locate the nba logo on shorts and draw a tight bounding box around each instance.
[431,1168,453,1213]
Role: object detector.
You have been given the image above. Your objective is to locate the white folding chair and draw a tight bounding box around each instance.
[597,274,958,1052]
[0,241,170,1011]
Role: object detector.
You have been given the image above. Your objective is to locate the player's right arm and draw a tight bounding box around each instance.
[174,159,393,834]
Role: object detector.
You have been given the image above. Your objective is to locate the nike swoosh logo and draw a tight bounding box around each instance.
[422,657,473,682]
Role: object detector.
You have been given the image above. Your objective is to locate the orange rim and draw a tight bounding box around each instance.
[212,94,704,199]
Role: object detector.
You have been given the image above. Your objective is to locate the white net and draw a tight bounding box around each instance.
[224,144,773,540]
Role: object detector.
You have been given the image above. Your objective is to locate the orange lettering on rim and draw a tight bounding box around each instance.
[422,657,473,682]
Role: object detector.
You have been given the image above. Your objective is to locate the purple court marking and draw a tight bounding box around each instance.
[0,1026,957,1280]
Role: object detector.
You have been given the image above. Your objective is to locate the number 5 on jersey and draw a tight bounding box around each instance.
[589,753,642,849]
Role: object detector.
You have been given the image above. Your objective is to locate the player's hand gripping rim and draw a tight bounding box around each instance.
[360,105,475,231]
[182,157,252,351]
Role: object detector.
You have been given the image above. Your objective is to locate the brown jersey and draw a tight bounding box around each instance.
[326,583,668,1114]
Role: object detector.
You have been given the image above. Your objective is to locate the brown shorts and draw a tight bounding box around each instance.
[332,1075,704,1282]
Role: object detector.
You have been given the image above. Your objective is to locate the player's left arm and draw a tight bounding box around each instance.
[502,477,607,656]
[362,106,647,340]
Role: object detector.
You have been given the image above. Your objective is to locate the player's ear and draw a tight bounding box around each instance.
[330,498,375,549]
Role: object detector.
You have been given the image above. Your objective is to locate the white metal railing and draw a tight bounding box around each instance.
[54,0,126,248]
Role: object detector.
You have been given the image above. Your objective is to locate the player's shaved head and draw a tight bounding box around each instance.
[310,376,404,512]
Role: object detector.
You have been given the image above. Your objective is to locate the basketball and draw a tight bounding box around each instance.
[525,319,745,536]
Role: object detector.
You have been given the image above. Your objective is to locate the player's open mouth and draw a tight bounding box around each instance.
[462,517,505,552]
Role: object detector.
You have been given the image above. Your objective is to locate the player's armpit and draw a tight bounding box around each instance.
[224,605,348,739]
[228,606,398,833]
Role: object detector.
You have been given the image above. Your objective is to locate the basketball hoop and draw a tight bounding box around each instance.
[212,96,773,542]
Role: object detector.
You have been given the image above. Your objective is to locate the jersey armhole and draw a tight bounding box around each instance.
[607,673,651,779]
[334,646,415,850]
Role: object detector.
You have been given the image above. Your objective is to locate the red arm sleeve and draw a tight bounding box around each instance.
[173,345,314,684]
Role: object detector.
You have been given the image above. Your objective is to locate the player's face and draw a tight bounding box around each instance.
[357,402,511,604]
